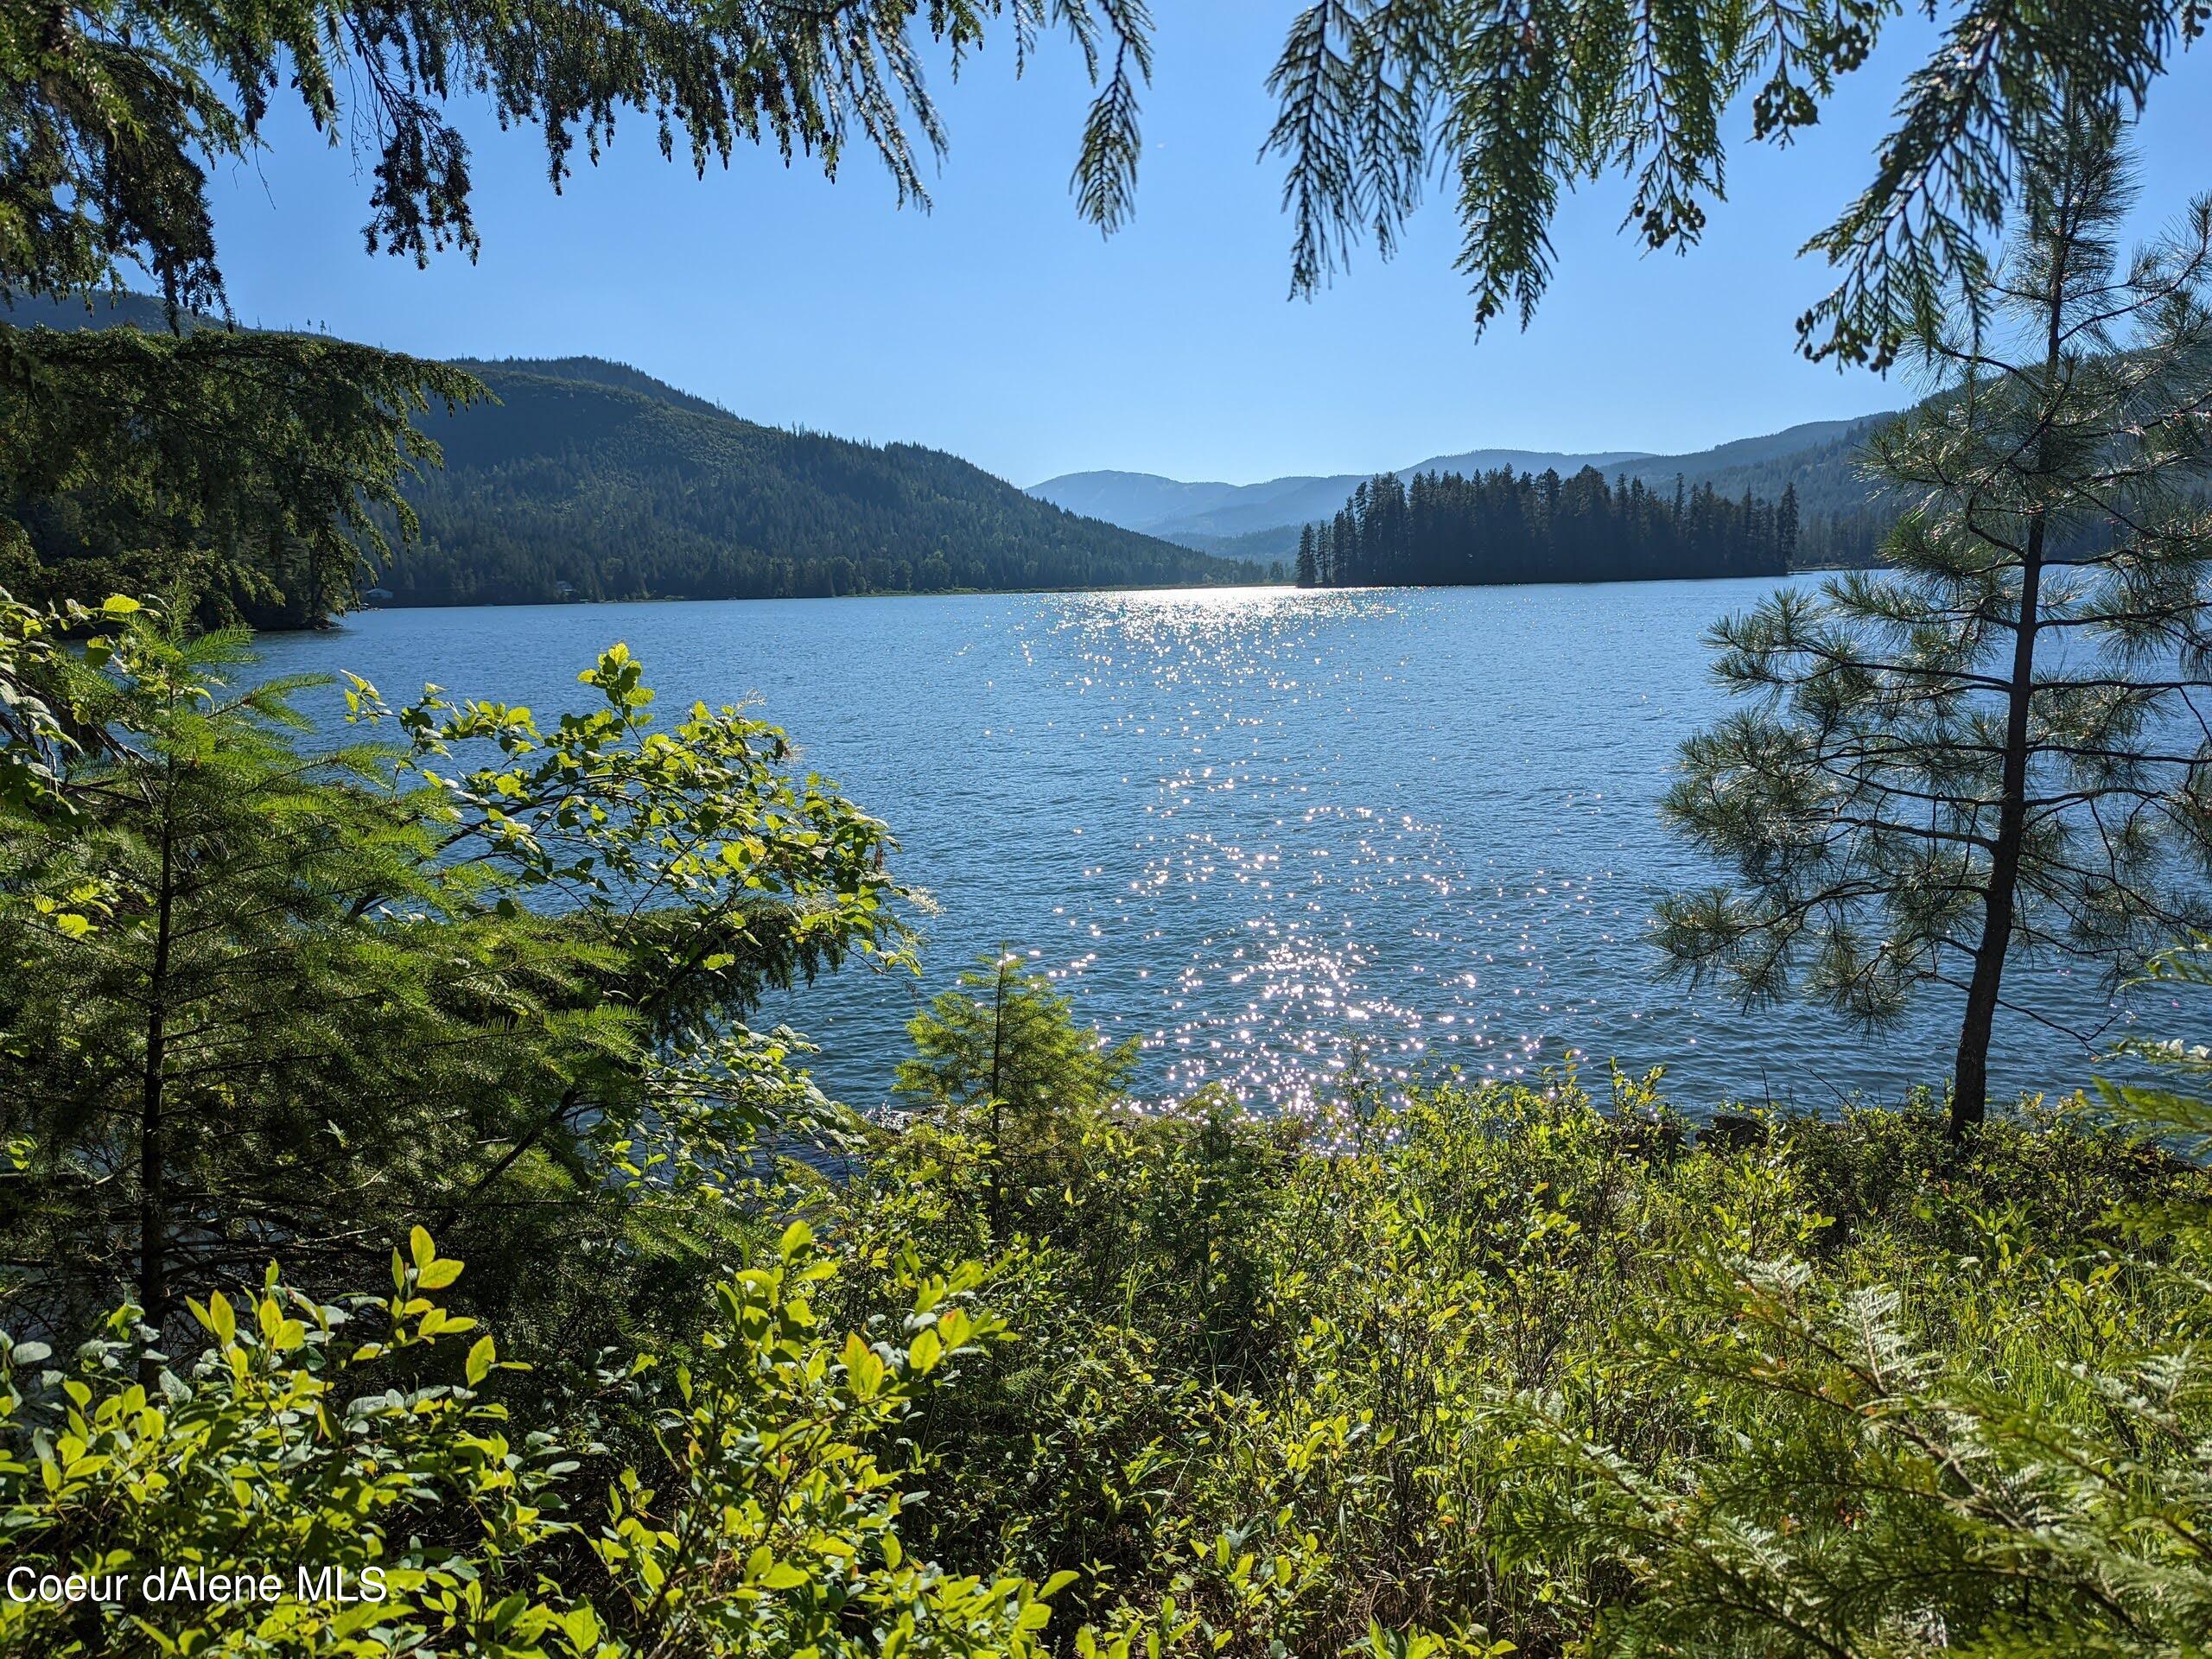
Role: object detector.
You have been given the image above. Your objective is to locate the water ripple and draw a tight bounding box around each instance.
[258,582,2145,1116]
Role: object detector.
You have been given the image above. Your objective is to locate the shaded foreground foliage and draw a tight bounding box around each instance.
[7,964,2212,1654]
[0,594,906,1359]
[3,601,2210,1657]
[833,1046,2212,1657]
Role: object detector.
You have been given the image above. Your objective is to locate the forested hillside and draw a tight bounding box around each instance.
[2,298,1260,618]
[1298,465,1795,587]
[385,361,1259,606]
[1618,416,1892,567]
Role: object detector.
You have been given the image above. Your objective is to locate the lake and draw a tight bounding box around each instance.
[254,580,2159,1117]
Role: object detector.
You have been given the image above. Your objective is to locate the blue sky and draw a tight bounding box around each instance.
[206,14,2212,487]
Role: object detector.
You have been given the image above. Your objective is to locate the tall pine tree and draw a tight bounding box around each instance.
[1657,119,2212,1134]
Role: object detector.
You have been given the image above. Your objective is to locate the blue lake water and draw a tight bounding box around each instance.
[254,581,2163,1116]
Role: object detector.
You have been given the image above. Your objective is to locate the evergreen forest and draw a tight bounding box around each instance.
[387,361,1262,607]
[1294,466,1797,587]
[3,296,1258,625]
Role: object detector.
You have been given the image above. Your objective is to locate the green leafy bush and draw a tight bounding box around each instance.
[0,1224,1077,1659]
[0,590,902,1368]
[824,1037,2212,1658]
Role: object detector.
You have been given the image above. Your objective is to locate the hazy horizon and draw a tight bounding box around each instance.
[1015,414,1899,493]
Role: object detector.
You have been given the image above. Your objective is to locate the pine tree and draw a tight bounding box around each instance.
[1295,523,1319,588]
[893,952,1138,1232]
[1657,119,2212,1135]
[0,604,903,1345]
[1261,1,2198,364]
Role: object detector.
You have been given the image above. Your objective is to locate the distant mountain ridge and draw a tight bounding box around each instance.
[3,295,1261,610]
[385,361,1260,606]
[1031,416,1898,565]
[1033,448,1657,544]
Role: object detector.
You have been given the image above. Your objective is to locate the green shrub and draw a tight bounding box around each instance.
[0,1224,1076,1658]
[816,1046,2212,1658]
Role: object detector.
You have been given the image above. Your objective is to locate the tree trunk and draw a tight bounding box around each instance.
[138,800,176,1381]
[1952,518,2044,1136]
[987,952,1007,1234]
[1952,181,2075,1138]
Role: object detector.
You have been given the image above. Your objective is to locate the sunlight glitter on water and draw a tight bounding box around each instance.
[259,581,2142,1116]
[1044,592,1608,1103]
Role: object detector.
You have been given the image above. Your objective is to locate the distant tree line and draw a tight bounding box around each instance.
[1294,466,1796,588]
